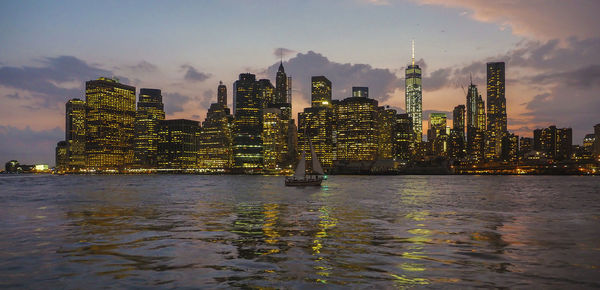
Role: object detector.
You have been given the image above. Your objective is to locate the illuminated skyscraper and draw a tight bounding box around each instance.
[486,62,507,160]
[298,107,333,168]
[55,141,69,172]
[262,108,289,170]
[273,61,293,119]
[334,94,380,161]
[453,105,465,140]
[405,41,423,143]
[533,125,572,161]
[428,113,448,156]
[394,114,412,160]
[65,98,86,170]
[218,81,227,107]
[134,88,165,168]
[198,83,233,170]
[85,77,136,170]
[233,74,272,169]
[157,119,200,169]
[378,108,396,160]
[352,87,369,98]
[466,82,486,162]
[311,76,332,108]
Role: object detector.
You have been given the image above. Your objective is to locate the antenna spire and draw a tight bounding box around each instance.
[411,40,415,66]
[470,72,472,85]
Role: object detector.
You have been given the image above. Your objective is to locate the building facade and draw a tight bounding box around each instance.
[85,77,136,170]
[157,119,200,169]
[533,125,572,161]
[485,62,507,161]
[134,88,165,168]
[65,98,86,170]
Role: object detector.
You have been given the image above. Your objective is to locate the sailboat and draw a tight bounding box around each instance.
[285,138,325,186]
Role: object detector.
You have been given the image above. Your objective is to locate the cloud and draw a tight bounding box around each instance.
[181,65,211,82]
[163,92,193,114]
[530,65,600,88]
[0,55,127,107]
[125,60,158,72]
[264,51,402,104]
[0,126,63,166]
[417,0,600,40]
[273,47,296,59]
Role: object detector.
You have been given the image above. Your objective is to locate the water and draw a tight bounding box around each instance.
[0,175,599,288]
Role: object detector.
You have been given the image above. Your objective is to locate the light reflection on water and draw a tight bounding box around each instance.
[0,175,599,288]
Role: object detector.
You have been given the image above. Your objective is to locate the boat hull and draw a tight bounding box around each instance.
[285,177,323,186]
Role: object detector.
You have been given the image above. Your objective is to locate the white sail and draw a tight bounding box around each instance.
[294,150,306,178]
[309,138,325,175]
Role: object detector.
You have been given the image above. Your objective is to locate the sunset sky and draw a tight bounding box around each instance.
[1,0,599,165]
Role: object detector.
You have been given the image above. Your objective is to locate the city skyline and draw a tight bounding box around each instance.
[1,0,600,165]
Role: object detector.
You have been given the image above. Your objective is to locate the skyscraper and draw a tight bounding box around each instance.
[352,87,369,98]
[453,105,465,140]
[333,93,380,162]
[261,108,289,170]
[311,76,332,108]
[405,41,423,143]
[594,124,600,160]
[65,98,86,170]
[233,73,267,169]
[533,125,572,161]
[218,81,227,107]
[466,82,486,162]
[198,101,233,170]
[85,77,136,170]
[486,62,507,160]
[157,119,200,169]
[134,88,165,168]
[394,114,412,160]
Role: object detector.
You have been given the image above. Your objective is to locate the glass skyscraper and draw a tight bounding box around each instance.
[134,88,165,168]
[65,98,86,170]
[405,43,422,143]
[486,62,507,161]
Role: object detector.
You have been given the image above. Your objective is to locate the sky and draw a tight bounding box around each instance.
[1,0,599,165]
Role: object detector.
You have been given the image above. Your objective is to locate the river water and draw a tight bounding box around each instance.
[0,175,599,288]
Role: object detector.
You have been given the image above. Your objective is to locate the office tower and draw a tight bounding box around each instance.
[262,108,290,170]
[394,114,412,160]
[333,94,380,161]
[134,88,165,168]
[466,82,486,162]
[233,73,264,169]
[453,105,465,140]
[352,87,369,98]
[65,98,86,170]
[533,125,572,161]
[486,62,507,160]
[85,77,136,170]
[257,79,275,109]
[428,113,447,141]
[273,62,293,119]
[157,119,200,169]
[519,137,533,159]
[55,141,69,172]
[378,108,396,160]
[501,133,519,163]
[198,85,233,169]
[428,113,447,156]
[583,134,595,159]
[298,107,334,168]
[198,103,233,169]
[311,76,332,108]
[594,124,600,159]
[405,41,423,143]
[218,81,227,107]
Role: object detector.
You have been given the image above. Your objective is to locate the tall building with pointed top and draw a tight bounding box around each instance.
[134,88,165,168]
[217,81,227,107]
[198,83,233,170]
[405,40,423,143]
[486,62,507,161]
[466,81,486,162]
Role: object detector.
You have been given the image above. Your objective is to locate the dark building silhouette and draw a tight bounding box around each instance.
[594,124,600,159]
[466,82,486,162]
[218,81,227,107]
[56,141,69,172]
[501,133,519,163]
[485,62,507,161]
[65,98,86,170]
[157,119,200,169]
[453,105,465,140]
[85,77,136,170]
[134,88,165,168]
